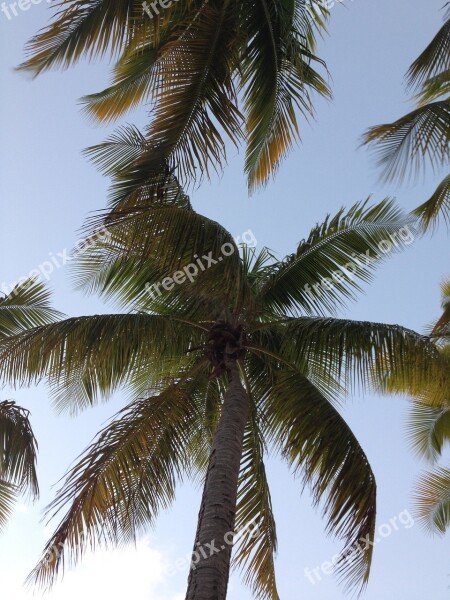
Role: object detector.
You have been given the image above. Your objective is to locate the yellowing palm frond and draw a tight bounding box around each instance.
[281,317,441,395]
[20,0,328,191]
[242,0,330,191]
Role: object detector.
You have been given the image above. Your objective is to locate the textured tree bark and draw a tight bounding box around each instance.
[184,360,248,600]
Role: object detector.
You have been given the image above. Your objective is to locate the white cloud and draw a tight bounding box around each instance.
[4,537,182,600]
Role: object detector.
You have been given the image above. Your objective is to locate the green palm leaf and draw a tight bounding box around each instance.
[414,466,450,534]
[84,134,193,215]
[28,367,205,589]
[242,0,330,191]
[413,173,450,231]
[280,317,440,393]
[0,400,39,497]
[0,278,62,338]
[72,206,252,319]
[18,0,147,75]
[81,39,163,123]
[365,10,450,230]
[384,278,450,536]
[363,100,450,182]
[130,2,244,183]
[265,369,376,594]
[0,480,16,530]
[408,401,450,463]
[416,69,450,105]
[260,199,414,316]
[0,314,204,414]
[407,15,450,89]
[233,358,279,600]
[0,400,39,530]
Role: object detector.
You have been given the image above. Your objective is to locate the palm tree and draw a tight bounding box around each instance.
[384,279,450,534]
[0,280,62,529]
[363,6,450,230]
[0,194,441,600]
[19,0,331,192]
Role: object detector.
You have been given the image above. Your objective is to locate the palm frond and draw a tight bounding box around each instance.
[79,0,210,123]
[84,129,192,214]
[407,16,450,89]
[81,47,158,122]
[416,69,450,104]
[0,400,39,497]
[84,124,150,177]
[27,368,205,589]
[414,466,450,534]
[384,345,450,408]
[18,0,145,75]
[134,2,243,184]
[363,100,450,182]
[0,313,203,414]
[242,0,329,191]
[233,361,279,600]
[408,401,450,462]
[259,199,413,316]
[0,480,15,531]
[0,278,62,338]
[281,317,441,394]
[431,276,450,335]
[413,173,450,232]
[265,369,376,594]
[72,206,253,319]
[248,325,343,402]
[80,31,168,122]
[184,375,224,479]
[0,400,39,529]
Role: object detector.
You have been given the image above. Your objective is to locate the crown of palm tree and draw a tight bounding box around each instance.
[363,6,450,231]
[0,190,442,598]
[19,0,331,192]
[0,281,63,529]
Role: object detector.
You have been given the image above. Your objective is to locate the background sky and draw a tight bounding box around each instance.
[0,1,449,599]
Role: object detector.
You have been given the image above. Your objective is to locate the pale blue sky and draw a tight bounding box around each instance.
[0,1,449,599]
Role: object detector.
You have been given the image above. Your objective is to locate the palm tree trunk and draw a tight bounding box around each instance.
[185,359,248,600]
